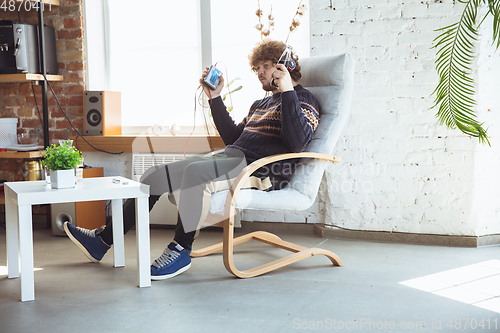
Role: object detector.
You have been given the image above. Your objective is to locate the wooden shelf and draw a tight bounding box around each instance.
[0,74,63,83]
[0,150,44,159]
[71,135,225,154]
[0,193,4,205]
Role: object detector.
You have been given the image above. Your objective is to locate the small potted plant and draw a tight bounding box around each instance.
[41,141,83,189]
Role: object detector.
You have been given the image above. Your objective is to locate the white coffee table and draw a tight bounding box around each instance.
[4,176,151,302]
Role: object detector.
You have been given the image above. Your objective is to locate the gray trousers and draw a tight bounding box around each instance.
[99,150,257,250]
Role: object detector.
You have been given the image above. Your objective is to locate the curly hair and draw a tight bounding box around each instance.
[249,39,302,82]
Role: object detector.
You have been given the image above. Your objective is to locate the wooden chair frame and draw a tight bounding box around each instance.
[191,152,344,278]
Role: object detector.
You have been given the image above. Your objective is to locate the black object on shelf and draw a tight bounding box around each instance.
[0,20,58,75]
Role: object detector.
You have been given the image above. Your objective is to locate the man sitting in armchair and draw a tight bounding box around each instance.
[64,39,321,280]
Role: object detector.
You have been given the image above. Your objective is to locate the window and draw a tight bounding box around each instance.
[83,0,309,135]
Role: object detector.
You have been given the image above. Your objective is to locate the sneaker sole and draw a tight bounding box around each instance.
[151,263,191,280]
[63,222,100,263]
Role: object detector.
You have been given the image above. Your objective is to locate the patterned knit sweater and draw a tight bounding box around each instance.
[210,84,321,189]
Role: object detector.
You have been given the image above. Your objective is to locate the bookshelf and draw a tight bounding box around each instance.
[0,0,62,148]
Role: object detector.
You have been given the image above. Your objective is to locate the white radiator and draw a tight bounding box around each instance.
[132,153,191,182]
[132,153,192,225]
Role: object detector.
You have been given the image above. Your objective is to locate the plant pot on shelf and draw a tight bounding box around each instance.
[50,169,76,189]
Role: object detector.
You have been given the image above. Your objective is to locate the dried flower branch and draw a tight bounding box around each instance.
[255,1,275,39]
[265,5,274,37]
[255,0,306,42]
[285,0,306,43]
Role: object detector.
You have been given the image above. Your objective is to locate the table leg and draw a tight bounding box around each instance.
[111,199,125,267]
[5,187,19,279]
[18,205,35,302]
[136,197,151,288]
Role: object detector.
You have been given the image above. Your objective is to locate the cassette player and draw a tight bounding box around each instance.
[203,65,222,90]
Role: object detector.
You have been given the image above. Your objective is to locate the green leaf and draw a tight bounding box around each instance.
[431,0,492,145]
[40,143,83,171]
[487,0,500,48]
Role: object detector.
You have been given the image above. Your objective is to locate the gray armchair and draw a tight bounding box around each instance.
[193,53,355,278]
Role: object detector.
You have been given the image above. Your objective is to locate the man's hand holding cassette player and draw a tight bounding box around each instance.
[200,65,225,99]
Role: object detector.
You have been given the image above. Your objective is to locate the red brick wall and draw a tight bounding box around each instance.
[0,0,85,181]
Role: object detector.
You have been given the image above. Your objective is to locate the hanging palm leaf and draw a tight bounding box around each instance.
[432,0,500,145]
[488,0,500,48]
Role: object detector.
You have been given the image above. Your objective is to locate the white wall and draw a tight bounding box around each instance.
[307,0,500,236]
[471,10,500,236]
[82,152,132,179]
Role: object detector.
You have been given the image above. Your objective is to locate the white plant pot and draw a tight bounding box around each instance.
[50,169,76,189]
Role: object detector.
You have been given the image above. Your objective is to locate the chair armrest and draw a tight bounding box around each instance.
[223,152,340,218]
[245,152,340,173]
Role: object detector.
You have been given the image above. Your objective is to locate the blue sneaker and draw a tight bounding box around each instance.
[151,242,191,280]
[64,222,111,262]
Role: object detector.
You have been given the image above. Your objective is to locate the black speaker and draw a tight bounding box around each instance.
[0,20,58,74]
[84,91,122,136]
[51,202,75,236]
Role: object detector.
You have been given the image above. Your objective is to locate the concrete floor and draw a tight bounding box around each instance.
[1,224,500,333]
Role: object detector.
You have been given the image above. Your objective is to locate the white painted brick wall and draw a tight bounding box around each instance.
[309,0,500,236]
[472,11,500,236]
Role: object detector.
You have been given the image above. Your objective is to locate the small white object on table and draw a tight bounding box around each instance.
[4,176,151,302]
